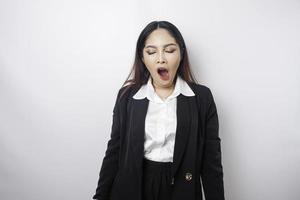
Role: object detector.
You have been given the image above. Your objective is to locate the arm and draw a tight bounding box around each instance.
[200,88,225,200]
[92,89,122,200]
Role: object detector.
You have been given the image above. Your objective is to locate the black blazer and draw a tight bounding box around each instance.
[93,81,225,200]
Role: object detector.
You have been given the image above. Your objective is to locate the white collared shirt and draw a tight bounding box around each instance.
[133,75,195,162]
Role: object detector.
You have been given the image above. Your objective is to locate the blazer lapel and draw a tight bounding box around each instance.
[171,94,192,177]
[130,97,149,170]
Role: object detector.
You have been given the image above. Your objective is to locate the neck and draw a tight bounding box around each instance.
[152,79,175,100]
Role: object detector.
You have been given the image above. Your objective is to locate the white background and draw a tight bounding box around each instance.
[1,0,300,200]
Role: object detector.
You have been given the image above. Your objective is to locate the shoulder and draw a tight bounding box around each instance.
[187,82,215,102]
[115,83,141,103]
[187,82,218,115]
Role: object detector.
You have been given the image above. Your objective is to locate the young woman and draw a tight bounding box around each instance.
[92,20,225,200]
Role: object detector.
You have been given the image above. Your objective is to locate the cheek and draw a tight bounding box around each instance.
[143,58,156,72]
[143,56,156,66]
[167,54,181,66]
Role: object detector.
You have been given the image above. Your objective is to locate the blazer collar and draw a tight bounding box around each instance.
[132,75,195,102]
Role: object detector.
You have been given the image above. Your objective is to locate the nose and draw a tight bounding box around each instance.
[157,51,167,64]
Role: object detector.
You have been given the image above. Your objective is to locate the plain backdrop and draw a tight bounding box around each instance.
[1,0,300,200]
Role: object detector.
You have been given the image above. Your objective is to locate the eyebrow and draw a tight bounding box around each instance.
[145,43,177,49]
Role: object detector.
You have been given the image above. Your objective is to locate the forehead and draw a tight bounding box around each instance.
[144,28,178,47]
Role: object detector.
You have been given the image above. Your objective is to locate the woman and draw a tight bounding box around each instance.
[92,21,225,200]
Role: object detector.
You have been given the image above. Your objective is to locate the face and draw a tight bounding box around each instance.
[142,28,181,89]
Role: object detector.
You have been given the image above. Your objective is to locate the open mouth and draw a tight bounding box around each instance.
[157,67,170,80]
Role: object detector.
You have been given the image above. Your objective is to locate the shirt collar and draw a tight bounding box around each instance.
[132,75,195,103]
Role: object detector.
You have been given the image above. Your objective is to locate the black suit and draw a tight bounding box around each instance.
[93,81,225,200]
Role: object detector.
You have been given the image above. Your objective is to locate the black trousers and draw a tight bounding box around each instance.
[142,157,173,200]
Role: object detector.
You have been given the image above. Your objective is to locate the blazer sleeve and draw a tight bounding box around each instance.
[200,88,225,200]
[92,88,122,200]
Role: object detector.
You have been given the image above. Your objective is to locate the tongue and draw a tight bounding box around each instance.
[159,70,169,80]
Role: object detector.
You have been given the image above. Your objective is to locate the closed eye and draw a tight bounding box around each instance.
[166,50,175,53]
[146,50,176,55]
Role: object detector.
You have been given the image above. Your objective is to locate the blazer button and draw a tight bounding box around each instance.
[171,177,174,185]
[185,172,192,181]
